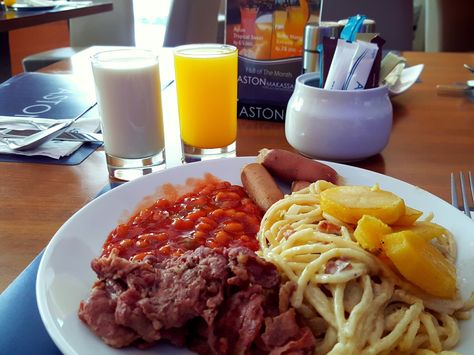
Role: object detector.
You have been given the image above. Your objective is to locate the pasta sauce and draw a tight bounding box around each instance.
[101,181,262,261]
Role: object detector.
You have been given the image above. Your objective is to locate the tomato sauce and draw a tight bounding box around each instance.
[101,181,263,261]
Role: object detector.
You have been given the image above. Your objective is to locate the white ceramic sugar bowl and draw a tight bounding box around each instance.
[285,73,393,162]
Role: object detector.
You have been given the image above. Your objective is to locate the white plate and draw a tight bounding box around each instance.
[36,157,474,355]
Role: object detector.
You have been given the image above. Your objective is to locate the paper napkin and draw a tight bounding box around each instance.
[0,116,100,159]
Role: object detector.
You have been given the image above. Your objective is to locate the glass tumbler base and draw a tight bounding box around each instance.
[182,141,236,163]
[106,150,166,181]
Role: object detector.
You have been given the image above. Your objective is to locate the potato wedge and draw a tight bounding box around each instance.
[393,221,447,242]
[354,215,392,255]
[392,206,423,226]
[320,185,405,224]
[383,230,457,299]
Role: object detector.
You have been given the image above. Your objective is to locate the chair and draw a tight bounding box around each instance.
[319,0,414,51]
[163,0,222,47]
[22,0,135,72]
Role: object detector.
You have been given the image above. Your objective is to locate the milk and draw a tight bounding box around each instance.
[92,54,165,159]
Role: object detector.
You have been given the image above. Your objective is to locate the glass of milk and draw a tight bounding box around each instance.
[91,49,165,181]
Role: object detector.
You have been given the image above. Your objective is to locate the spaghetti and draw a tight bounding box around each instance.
[258,181,473,354]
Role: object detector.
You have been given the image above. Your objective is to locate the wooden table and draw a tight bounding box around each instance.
[0,48,473,293]
[0,1,113,82]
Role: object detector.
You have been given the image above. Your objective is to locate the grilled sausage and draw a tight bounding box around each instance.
[257,149,338,184]
[291,180,312,192]
[241,163,284,211]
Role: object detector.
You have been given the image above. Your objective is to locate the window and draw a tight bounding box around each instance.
[133,0,173,50]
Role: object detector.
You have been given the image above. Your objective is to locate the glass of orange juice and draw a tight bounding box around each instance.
[174,44,238,162]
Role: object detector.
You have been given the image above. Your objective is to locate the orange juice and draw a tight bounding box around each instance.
[271,0,309,59]
[284,5,308,38]
[174,44,237,149]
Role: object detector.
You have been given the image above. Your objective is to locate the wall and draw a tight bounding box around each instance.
[412,0,425,51]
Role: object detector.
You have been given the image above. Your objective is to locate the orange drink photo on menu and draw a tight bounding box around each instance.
[174,44,238,162]
[225,0,319,121]
[271,0,310,58]
[3,0,16,7]
[284,0,309,37]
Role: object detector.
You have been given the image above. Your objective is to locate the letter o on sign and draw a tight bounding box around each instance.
[23,104,52,115]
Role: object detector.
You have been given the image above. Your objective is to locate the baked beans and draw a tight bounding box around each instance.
[101,181,263,261]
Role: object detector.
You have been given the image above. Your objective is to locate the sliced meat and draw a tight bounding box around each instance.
[279,281,297,313]
[227,246,280,289]
[139,247,228,329]
[115,288,161,343]
[269,328,315,355]
[260,309,315,354]
[78,285,139,348]
[212,286,266,355]
[79,246,316,354]
[261,309,302,348]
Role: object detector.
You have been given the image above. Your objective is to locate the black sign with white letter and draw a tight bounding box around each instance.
[0,72,95,119]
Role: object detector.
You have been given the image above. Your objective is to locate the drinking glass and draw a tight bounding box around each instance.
[173,44,238,162]
[91,49,166,181]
